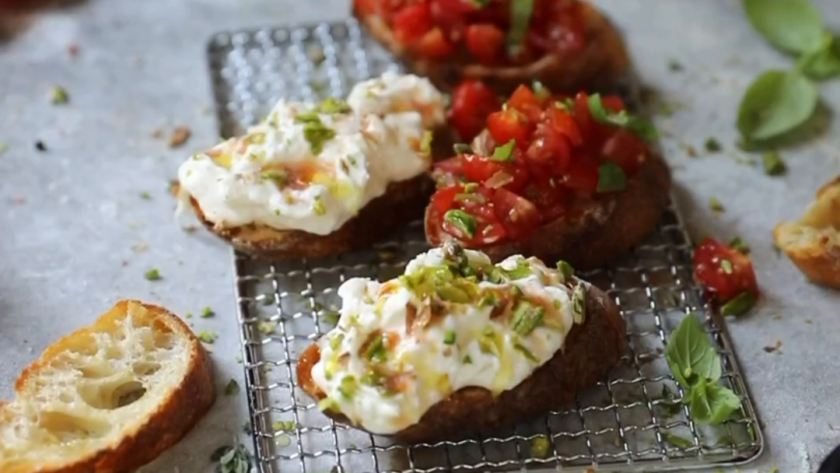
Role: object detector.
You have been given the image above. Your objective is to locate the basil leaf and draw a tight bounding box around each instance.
[721,292,757,316]
[797,32,840,80]
[507,0,535,54]
[737,69,818,142]
[444,209,477,238]
[742,0,824,54]
[596,162,627,193]
[688,379,742,424]
[664,315,721,389]
[490,139,515,161]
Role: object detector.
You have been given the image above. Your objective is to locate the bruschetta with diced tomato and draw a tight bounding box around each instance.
[425,81,671,269]
[353,0,629,94]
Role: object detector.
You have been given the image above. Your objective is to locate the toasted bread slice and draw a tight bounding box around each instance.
[773,176,840,289]
[0,300,215,473]
[425,154,671,269]
[355,0,629,94]
[190,174,433,259]
[297,277,625,443]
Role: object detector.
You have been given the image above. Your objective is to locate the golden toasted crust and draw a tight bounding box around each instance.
[773,176,840,289]
[2,300,216,473]
[191,175,433,259]
[354,0,629,94]
[425,154,671,270]
[296,281,625,443]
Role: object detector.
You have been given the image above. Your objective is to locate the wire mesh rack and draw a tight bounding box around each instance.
[206,19,764,473]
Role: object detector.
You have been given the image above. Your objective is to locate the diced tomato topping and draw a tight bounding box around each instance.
[448,80,500,141]
[435,81,653,247]
[415,27,455,58]
[487,109,531,148]
[465,23,505,65]
[392,3,432,44]
[693,237,760,303]
[354,0,381,15]
[492,188,541,239]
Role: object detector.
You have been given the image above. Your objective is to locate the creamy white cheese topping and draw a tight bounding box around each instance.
[310,248,582,434]
[177,72,444,235]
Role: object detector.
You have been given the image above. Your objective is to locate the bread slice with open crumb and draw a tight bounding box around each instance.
[0,300,215,473]
[773,176,840,289]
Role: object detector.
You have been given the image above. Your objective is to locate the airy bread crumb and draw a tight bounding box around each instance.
[773,177,840,289]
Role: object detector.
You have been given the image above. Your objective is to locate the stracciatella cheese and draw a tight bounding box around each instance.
[177,72,444,235]
[310,245,586,434]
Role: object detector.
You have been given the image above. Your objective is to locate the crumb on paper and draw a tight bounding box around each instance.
[139,191,151,200]
[151,128,164,138]
[11,196,25,204]
[131,242,148,253]
[200,105,212,116]
[805,318,812,324]
[49,85,69,105]
[307,44,326,64]
[678,142,697,157]
[169,126,191,148]
[67,43,79,57]
[35,140,47,152]
[0,141,8,153]
[763,340,782,353]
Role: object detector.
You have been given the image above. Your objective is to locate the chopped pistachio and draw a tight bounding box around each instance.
[272,419,296,431]
[224,379,240,396]
[184,311,193,319]
[338,375,358,398]
[720,259,733,274]
[479,292,498,307]
[317,397,338,411]
[329,333,344,351]
[200,306,215,318]
[256,320,277,334]
[462,354,473,364]
[514,342,538,363]
[261,169,288,184]
[443,330,456,345]
[762,150,786,176]
[139,191,151,200]
[709,197,725,212]
[364,334,386,361]
[144,268,162,281]
[420,130,433,155]
[530,435,551,458]
[197,330,218,344]
[49,85,69,104]
[315,97,351,114]
[313,195,326,215]
[555,260,574,280]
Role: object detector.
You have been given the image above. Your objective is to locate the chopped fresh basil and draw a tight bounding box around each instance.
[443,330,456,345]
[556,260,574,281]
[762,150,787,175]
[555,98,574,111]
[597,162,627,193]
[315,97,351,114]
[453,143,472,155]
[490,139,516,161]
[572,283,586,324]
[729,237,751,255]
[721,292,757,316]
[506,0,535,55]
[587,94,657,141]
[737,69,817,142]
[469,0,492,7]
[463,182,479,193]
[420,130,433,155]
[443,209,477,238]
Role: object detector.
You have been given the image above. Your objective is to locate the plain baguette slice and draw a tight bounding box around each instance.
[0,300,216,473]
[773,176,840,289]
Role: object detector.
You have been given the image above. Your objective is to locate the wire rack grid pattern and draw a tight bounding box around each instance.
[205,19,763,473]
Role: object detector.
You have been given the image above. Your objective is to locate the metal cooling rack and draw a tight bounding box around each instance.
[206,19,764,473]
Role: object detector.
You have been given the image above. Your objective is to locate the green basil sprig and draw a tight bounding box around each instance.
[739,0,839,145]
[664,314,742,424]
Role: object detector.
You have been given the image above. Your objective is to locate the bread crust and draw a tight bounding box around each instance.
[296,280,625,443]
[425,154,671,270]
[191,175,433,259]
[2,300,216,473]
[773,176,840,289]
[354,0,629,94]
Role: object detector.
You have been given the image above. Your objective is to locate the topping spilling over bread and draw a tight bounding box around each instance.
[774,176,840,289]
[297,242,625,443]
[0,300,215,473]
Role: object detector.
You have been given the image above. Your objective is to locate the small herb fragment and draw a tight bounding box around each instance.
[314,97,351,114]
[338,375,358,398]
[720,259,734,274]
[514,342,538,363]
[506,0,535,55]
[144,268,162,281]
[453,143,471,155]
[596,162,627,193]
[572,283,586,324]
[273,419,296,431]
[224,379,240,396]
[668,59,684,72]
[0,141,7,154]
[762,150,787,175]
[729,237,751,254]
[530,435,551,457]
[49,85,69,104]
[662,432,693,449]
[704,137,722,152]
[197,330,218,344]
[709,197,725,212]
[313,195,326,215]
[587,94,657,141]
[443,330,456,345]
[139,191,151,200]
[556,260,574,281]
[261,169,288,183]
[212,443,253,473]
[490,139,515,161]
[443,209,477,238]
[721,292,757,316]
[462,354,473,364]
[256,320,277,334]
[201,306,215,318]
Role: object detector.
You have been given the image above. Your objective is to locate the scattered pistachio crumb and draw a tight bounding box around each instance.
[668,59,683,72]
[200,306,214,318]
[263,293,275,306]
[679,142,698,157]
[144,268,162,281]
[313,195,326,215]
[224,378,240,396]
[709,197,725,212]
[139,191,151,200]
[530,435,551,458]
[0,141,7,153]
[704,137,722,153]
[184,311,193,319]
[168,125,191,148]
[49,85,69,104]
[762,151,786,176]
[272,420,296,431]
[256,320,277,334]
[235,354,243,363]
[196,330,218,344]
